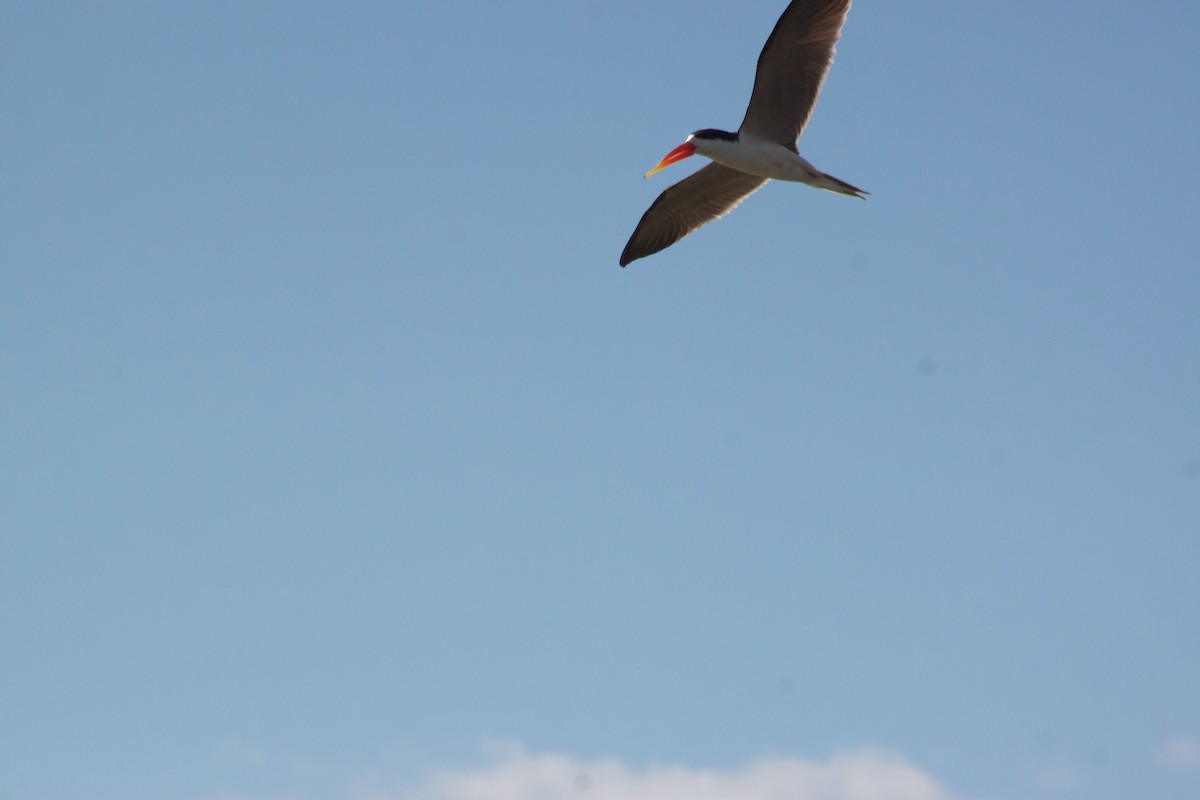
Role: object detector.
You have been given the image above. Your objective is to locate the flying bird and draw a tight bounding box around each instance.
[620,0,865,267]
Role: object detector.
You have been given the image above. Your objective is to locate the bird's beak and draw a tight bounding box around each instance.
[644,141,696,178]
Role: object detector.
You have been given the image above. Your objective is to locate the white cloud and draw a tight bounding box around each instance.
[365,741,956,800]
[1160,736,1200,770]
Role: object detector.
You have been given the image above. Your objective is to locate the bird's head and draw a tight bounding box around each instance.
[643,129,738,178]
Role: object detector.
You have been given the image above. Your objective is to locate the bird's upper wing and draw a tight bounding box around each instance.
[738,0,852,145]
[620,163,767,267]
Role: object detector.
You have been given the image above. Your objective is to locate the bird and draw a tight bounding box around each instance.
[620,0,865,267]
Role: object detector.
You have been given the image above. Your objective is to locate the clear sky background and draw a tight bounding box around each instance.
[2,2,1199,799]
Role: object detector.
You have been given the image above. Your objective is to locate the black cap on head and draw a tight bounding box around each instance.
[690,128,738,142]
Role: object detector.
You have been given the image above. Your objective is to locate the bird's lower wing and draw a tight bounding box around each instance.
[620,164,767,267]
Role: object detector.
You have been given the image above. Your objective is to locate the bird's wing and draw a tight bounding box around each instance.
[620,164,767,267]
[737,0,851,145]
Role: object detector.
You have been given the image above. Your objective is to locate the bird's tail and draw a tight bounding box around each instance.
[816,171,868,199]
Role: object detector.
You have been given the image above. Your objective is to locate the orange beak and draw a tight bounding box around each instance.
[643,141,696,178]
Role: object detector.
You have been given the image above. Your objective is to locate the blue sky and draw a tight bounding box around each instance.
[2,2,1199,799]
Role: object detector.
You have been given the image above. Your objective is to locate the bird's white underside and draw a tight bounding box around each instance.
[691,133,822,184]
